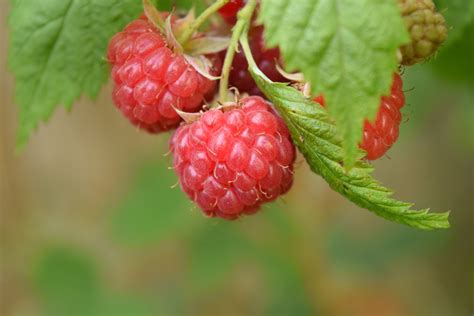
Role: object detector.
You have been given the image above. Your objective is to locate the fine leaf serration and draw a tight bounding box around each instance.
[8,0,142,146]
[250,71,450,230]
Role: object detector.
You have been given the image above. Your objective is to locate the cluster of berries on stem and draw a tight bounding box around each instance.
[106,0,411,219]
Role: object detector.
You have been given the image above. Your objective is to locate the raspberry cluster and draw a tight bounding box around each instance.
[170,96,295,219]
[314,73,405,160]
[106,3,414,220]
[107,16,219,133]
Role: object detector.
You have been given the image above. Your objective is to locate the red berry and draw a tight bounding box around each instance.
[222,26,285,97]
[170,96,296,220]
[107,15,220,133]
[314,73,405,160]
[218,0,245,24]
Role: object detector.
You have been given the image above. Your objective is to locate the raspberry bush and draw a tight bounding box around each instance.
[9,0,456,230]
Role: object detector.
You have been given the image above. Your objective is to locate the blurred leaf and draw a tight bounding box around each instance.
[186,208,314,314]
[33,247,154,316]
[34,247,102,316]
[434,0,474,43]
[260,253,314,316]
[326,224,448,274]
[431,19,474,83]
[187,222,256,291]
[98,295,153,316]
[110,160,200,246]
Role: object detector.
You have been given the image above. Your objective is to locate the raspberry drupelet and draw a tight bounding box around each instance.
[107,15,219,133]
[170,96,296,220]
[314,73,405,160]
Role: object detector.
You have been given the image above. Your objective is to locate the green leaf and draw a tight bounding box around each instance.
[249,71,450,230]
[259,0,409,168]
[8,0,142,147]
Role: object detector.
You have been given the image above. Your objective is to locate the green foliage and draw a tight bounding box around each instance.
[432,20,474,84]
[108,162,315,312]
[110,160,199,246]
[187,223,254,291]
[259,253,314,316]
[33,247,153,316]
[7,0,207,147]
[259,0,409,168]
[249,69,450,230]
[434,0,474,43]
[326,223,448,273]
[34,247,102,315]
[8,0,142,147]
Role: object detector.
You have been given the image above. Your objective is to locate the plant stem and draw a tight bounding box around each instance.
[178,0,230,44]
[218,0,257,102]
[239,25,259,73]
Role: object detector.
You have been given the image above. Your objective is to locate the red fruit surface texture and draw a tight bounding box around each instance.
[314,73,405,160]
[223,26,285,97]
[170,96,296,220]
[107,15,219,133]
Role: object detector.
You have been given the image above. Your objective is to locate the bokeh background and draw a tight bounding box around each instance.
[1,0,473,315]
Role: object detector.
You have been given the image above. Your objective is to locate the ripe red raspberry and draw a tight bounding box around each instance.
[314,73,405,160]
[170,96,296,220]
[218,0,245,24]
[107,15,219,133]
[223,26,285,97]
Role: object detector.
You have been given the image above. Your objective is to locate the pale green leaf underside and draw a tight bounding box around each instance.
[260,0,410,168]
[251,72,449,230]
[8,0,142,147]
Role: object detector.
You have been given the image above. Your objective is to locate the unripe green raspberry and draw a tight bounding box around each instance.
[398,0,448,66]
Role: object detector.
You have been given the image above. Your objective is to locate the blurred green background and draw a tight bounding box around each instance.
[1,0,473,315]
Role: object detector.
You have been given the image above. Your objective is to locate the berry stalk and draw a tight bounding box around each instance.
[218,0,257,102]
[238,19,264,79]
[178,0,231,44]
